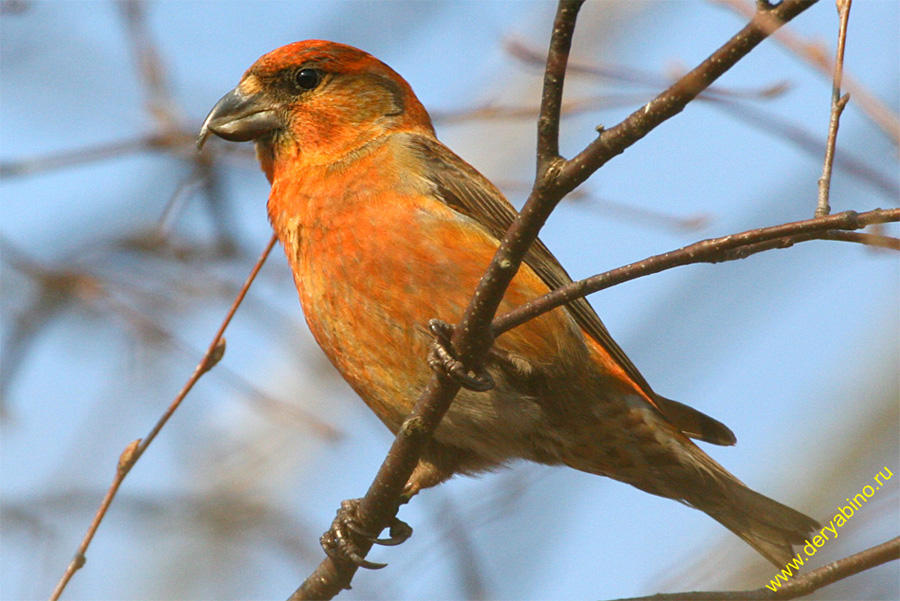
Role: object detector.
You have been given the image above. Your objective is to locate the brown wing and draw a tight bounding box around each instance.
[407,134,735,446]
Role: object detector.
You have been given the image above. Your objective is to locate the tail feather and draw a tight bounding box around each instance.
[672,430,820,567]
[698,479,820,567]
[562,398,818,566]
[675,436,819,567]
[569,442,819,566]
[653,395,736,446]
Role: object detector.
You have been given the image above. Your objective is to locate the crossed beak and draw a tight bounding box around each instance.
[197,86,282,150]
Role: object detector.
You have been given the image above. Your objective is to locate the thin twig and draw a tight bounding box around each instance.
[535,1,581,170]
[610,536,899,601]
[492,208,898,336]
[48,234,277,601]
[816,0,852,217]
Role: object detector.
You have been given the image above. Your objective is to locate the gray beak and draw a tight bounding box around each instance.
[197,86,282,150]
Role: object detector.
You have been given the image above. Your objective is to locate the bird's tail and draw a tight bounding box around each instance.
[563,405,818,566]
[691,470,820,567]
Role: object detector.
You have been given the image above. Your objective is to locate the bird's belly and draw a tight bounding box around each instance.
[279,195,587,462]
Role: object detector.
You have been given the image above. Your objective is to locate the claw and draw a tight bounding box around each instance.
[427,319,494,392]
[343,506,413,546]
[321,528,387,569]
[319,498,412,569]
[374,519,413,546]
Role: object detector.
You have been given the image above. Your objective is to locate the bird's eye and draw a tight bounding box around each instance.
[293,68,321,91]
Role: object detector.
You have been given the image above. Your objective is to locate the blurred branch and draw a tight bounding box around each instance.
[566,0,818,185]
[118,0,240,250]
[0,241,107,410]
[493,208,899,336]
[1,0,240,253]
[505,37,792,100]
[494,180,712,233]
[562,190,712,232]
[119,0,184,131]
[817,229,899,250]
[494,7,894,206]
[432,92,652,124]
[503,39,898,200]
[48,234,277,601]
[290,0,819,598]
[707,97,898,200]
[435,496,488,600]
[0,130,241,255]
[0,132,193,178]
[610,536,899,601]
[0,0,30,14]
[98,278,341,440]
[714,0,900,145]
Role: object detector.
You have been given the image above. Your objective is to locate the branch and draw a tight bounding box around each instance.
[610,536,899,601]
[493,208,899,336]
[289,1,820,598]
[815,0,852,217]
[535,0,581,169]
[48,234,277,601]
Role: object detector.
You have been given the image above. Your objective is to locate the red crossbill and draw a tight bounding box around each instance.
[198,40,817,567]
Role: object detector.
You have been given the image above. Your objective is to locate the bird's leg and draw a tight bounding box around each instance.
[319,448,459,569]
[427,318,494,391]
[320,499,413,570]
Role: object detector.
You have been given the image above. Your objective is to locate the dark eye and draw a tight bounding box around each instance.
[293,68,321,91]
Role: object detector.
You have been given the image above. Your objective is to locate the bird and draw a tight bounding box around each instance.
[198,40,818,568]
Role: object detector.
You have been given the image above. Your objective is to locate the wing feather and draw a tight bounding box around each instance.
[406,134,735,446]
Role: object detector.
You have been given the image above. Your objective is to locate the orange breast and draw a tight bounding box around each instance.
[266,140,581,429]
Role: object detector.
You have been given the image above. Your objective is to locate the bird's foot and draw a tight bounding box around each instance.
[427,319,494,392]
[320,498,413,570]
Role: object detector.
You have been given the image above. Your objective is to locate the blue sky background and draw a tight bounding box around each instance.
[1,1,898,600]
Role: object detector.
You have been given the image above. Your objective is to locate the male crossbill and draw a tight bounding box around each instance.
[199,40,817,567]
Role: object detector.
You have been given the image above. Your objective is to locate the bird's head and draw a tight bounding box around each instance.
[198,40,434,177]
